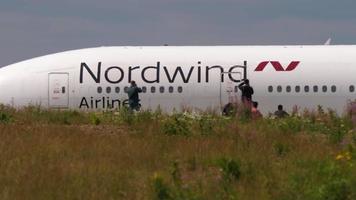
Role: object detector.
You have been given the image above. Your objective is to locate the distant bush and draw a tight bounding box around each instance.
[135,110,155,123]
[151,173,172,200]
[214,157,241,199]
[162,114,192,136]
[116,107,135,125]
[89,113,101,125]
[0,112,12,123]
[0,105,15,124]
[151,161,201,200]
[216,157,241,182]
[197,115,215,135]
[266,108,353,144]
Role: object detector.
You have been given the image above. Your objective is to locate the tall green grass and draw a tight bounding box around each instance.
[0,104,355,199]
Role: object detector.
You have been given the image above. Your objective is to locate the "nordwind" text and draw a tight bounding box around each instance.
[79,61,244,84]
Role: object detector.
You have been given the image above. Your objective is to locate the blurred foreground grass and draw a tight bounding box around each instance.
[0,105,355,200]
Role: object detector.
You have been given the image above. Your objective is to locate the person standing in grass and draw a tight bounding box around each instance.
[238,79,254,107]
[274,104,289,118]
[251,101,262,120]
[127,80,142,111]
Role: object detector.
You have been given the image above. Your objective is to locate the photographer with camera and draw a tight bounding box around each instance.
[238,79,254,107]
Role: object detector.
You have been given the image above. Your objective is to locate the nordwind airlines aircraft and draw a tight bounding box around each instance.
[0,45,355,114]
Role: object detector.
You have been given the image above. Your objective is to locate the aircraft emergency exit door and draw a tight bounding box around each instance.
[48,73,69,108]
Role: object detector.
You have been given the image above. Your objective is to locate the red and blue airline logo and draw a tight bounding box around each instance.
[255,61,300,71]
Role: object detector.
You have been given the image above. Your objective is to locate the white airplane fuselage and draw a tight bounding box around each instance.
[0,46,355,114]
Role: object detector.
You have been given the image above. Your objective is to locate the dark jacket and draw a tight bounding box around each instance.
[238,83,254,100]
[274,110,289,118]
[128,86,142,108]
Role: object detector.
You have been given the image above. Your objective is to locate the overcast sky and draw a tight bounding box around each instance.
[1,0,356,66]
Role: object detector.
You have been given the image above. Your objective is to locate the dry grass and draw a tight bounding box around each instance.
[0,105,355,200]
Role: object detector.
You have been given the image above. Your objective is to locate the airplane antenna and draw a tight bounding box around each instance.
[324,38,331,45]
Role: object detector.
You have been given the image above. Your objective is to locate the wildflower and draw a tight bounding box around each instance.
[335,152,352,161]
[336,154,344,160]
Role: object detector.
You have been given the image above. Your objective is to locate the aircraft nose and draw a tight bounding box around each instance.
[0,68,15,106]
[0,71,6,105]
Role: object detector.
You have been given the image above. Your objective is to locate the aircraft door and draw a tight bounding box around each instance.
[48,73,69,108]
[220,72,242,108]
[219,61,247,111]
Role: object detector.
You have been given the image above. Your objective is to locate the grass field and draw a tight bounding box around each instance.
[0,105,355,200]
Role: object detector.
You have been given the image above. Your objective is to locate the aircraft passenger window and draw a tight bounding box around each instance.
[313,86,318,93]
[169,86,174,93]
[124,86,129,93]
[331,85,337,93]
[151,86,156,93]
[268,86,273,93]
[106,87,111,94]
[142,86,147,93]
[350,85,355,92]
[277,85,282,93]
[97,87,102,94]
[160,86,165,93]
[286,86,291,93]
[295,86,300,93]
[304,86,309,93]
[115,87,120,93]
[178,86,183,93]
[322,85,327,93]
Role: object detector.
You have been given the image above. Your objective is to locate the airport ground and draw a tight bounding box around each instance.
[0,105,355,200]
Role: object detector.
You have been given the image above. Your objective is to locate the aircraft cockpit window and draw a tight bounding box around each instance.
[169,86,174,93]
[295,86,301,93]
[115,87,120,93]
[304,86,309,93]
[350,85,355,92]
[151,86,156,93]
[97,87,103,94]
[268,86,273,93]
[322,85,327,93]
[277,85,282,93]
[106,87,111,93]
[313,86,318,93]
[142,86,147,93]
[160,86,165,93]
[178,86,183,93]
[331,85,337,93]
[286,86,291,93]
